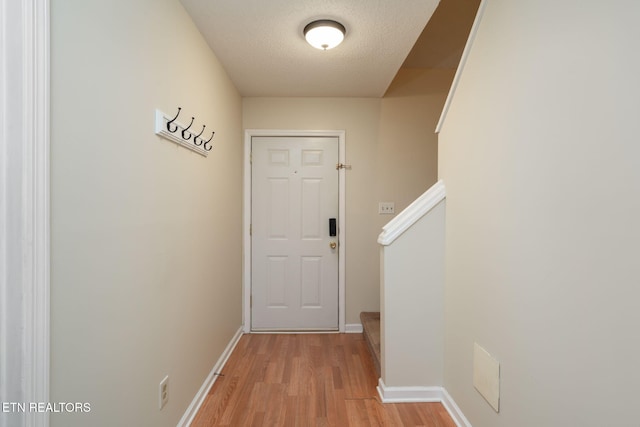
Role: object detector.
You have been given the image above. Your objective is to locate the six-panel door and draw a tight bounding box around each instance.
[251,136,339,330]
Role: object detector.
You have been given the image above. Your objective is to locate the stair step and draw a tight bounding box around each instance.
[360,311,381,376]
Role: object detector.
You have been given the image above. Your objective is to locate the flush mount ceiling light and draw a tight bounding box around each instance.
[303,20,346,50]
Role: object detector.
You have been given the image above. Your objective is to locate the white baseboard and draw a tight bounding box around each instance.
[345,323,363,333]
[376,378,443,403]
[441,388,473,427]
[377,379,472,427]
[177,326,244,427]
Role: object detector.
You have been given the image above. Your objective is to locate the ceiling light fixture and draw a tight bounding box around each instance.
[303,20,346,50]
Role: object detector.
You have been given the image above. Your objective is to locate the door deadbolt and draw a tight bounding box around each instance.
[330,242,337,250]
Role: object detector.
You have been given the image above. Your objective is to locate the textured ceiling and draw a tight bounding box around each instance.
[180,0,440,97]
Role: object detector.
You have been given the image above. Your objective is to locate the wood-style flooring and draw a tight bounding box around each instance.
[191,333,456,426]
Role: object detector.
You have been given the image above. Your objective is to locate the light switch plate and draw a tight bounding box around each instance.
[159,375,169,410]
[378,202,395,214]
[473,343,500,412]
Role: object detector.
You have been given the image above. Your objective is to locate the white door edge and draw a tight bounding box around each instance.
[0,1,51,425]
[243,129,346,333]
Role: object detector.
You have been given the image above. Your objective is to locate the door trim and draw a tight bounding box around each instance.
[243,130,346,333]
[0,0,51,425]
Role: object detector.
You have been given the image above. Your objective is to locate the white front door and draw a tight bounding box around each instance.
[251,136,339,330]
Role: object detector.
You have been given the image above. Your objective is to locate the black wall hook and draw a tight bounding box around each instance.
[181,117,195,140]
[166,107,181,133]
[203,132,214,151]
[193,125,206,146]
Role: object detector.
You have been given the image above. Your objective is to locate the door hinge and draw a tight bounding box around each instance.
[336,163,352,170]
[250,224,252,236]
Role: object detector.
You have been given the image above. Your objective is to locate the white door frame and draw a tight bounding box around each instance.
[0,0,50,426]
[243,130,346,333]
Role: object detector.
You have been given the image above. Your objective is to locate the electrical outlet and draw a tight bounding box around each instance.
[159,375,169,410]
[378,202,395,214]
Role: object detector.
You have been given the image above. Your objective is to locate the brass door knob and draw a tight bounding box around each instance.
[330,242,337,249]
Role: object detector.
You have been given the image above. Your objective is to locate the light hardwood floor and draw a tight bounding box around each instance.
[191,333,456,426]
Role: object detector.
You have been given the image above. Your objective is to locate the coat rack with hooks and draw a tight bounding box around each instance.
[155,107,214,157]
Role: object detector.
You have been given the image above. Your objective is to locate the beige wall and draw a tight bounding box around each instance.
[438,1,640,426]
[50,0,243,426]
[243,69,452,323]
[379,68,453,209]
[381,200,445,387]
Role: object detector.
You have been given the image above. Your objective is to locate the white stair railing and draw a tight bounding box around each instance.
[378,180,446,246]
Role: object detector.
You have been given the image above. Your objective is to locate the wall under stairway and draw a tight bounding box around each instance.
[378,182,446,390]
